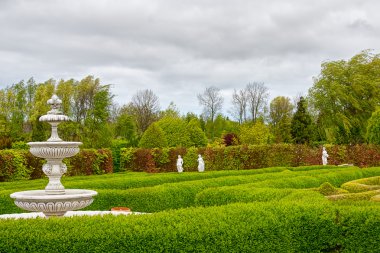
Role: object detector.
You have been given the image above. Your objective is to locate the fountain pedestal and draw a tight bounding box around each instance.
[10,94,97,217]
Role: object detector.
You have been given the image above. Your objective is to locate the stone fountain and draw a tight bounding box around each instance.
[10,95,97,217]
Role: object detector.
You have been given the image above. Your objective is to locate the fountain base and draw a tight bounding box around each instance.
[10,189,97,217]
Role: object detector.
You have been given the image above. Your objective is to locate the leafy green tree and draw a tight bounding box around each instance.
[56,78,75,116]
[366,108,380,144]
[239,121,271,145]
[205,115,239,141]
[269,96,293,143]
[84,85,114,148]
[159,102,180,118]
[186,119,207,147]
[138,123,167,148]
[30,80,55,141]
[291,97,313,144]
[113,113,138,146]
[309,50,380,143]
[157,116,190,147]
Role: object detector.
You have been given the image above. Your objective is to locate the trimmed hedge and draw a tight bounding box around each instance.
[1,203,380,252]
[341,176,380,193]
[4,166,379,214]
[81,167,380,212]
[194,167,380,208]
[0,149,113,182]
[120,144,380,172]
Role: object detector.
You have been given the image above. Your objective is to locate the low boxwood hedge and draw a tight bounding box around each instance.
[1,202,380,252]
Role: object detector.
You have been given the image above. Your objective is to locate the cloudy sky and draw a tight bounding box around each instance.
[0,0,379,115]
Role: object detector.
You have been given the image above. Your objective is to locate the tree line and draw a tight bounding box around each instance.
[1,50,380,149]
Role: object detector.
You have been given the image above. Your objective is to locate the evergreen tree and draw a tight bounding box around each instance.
[291,97,313,144]
[156,116,190,147]
[138,123,167,148]
[187,119,208,147]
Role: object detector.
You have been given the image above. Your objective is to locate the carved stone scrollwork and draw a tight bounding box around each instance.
[60,163,67,174]
[42,164,52,175]
[14,199,94,217]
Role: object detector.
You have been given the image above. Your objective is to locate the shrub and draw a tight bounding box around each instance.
[11,141,29,150]
[2,202,375,252]
[0,150,30,181]
[314,182,349,196]
[119,147,135,171]
[118,144,380,172]
[65,149,113,176]
[110,139,129,172]
[138,123,168,148]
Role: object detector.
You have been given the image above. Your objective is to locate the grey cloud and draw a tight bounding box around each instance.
[0,0,380,114]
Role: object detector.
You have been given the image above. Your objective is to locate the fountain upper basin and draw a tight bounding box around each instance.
[10,189,97,217]
[28,142,82,159]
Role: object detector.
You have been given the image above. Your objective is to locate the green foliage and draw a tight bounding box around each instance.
[0,202,352,253]
[0,150,30,181]
[10,141,29,150]
[110,139,130,172]
[151,147,170,169]
[119,147,137,171]
[3,167,380,252]
[239,121,271,145]
[269,96,293,143]
[291,96,313,144]
[119,144,380,172]
[367,107,380,144]
[186,119,208,147]
[0,149,112,182]
[156,116,190,147]
[0,76,115,149]
[183,147,198,170]
[65,149,113,176]
[2,166,380,252]
[113,113,138,145]
[83,84,113,148]
[341,176,380,193]
[314,182,349,196]
[309,50,380,144]
[138,123,167,148]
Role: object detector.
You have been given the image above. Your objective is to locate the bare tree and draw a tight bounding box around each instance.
[131,89,160,134]
[230,88,248,124]
[246,82,269,123]
[197,86,224,122]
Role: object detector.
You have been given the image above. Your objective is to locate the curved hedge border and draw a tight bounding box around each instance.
[327,176,380,202]
[1,202,380,252]
[120,144,380,172]
[0,149,113,182]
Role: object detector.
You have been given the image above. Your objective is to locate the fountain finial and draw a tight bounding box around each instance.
[40,94,70,141]
[47,94,63,115]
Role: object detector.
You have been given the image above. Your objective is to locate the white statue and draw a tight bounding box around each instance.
[176,155,184,173]
[197,154,205,172]
[322,147,329,165]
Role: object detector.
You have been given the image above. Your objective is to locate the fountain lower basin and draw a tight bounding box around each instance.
[10,189,97,217]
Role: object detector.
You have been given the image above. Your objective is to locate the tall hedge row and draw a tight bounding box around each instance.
[0,149,113,182]
[120,144,380,172]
